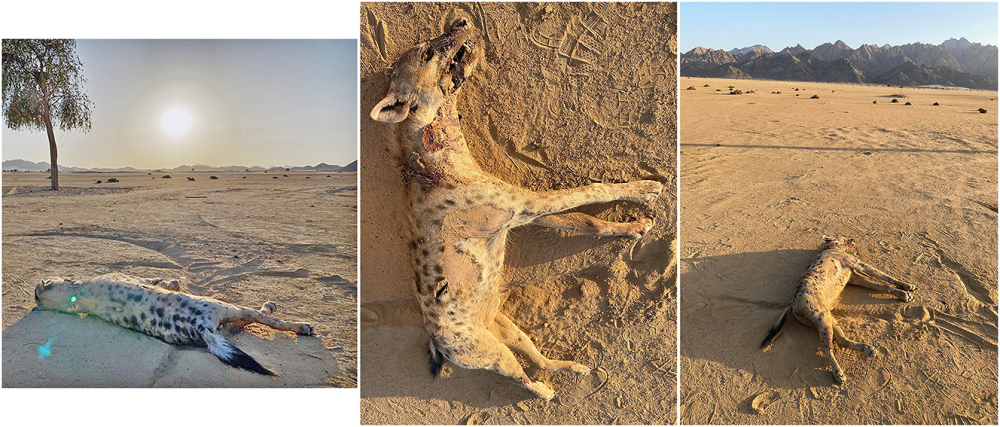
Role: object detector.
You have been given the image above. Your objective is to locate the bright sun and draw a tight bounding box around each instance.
[162,108,192,136]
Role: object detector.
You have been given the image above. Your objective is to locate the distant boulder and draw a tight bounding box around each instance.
[979,108,988,114]
[106,178,119,183]
[186,177,196,181]
[209,176,219,180]
[932,102,940,106]
[686,86,697,90]
[95,180,102,184]
[162,175,172,179]
[810,95,820,99]
[904,101,912,105]
[891,99,899,103]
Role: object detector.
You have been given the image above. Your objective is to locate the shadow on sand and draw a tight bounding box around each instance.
[2,309,338,387]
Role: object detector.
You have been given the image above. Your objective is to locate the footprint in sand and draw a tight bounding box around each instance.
[557,367,609,407]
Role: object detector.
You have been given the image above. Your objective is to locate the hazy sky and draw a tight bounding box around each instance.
[2,39,357,169]
[680,2,998,53]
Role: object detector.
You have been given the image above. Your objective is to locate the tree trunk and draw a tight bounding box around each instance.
[43,113,58,190]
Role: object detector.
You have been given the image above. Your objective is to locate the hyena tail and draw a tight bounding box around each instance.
[204,332,276,376]
[428,338,445,377]
[761,305,792,349]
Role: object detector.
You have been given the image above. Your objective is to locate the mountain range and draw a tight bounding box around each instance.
[1,159,358,173]
[681,38,998,90]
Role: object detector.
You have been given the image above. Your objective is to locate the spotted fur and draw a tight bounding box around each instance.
[370,19,662,400]
[761,235,917,384]
[34,273,314,375]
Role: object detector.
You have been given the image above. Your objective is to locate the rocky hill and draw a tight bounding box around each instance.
[2,159,358,173]
[681,38,998,89]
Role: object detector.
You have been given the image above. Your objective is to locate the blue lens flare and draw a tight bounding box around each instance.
[38,337,54,360]
[70,295,77,303]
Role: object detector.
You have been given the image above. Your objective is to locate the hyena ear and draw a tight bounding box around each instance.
[370,94,410,123]
[822,235,834,242]
[41,277,64,289]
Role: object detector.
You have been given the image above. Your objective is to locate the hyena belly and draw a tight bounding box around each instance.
[413,199,509,336]
[84,284,216,346]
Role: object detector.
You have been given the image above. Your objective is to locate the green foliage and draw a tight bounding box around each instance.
[2,39,93,132]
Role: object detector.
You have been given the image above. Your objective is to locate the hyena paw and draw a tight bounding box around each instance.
[631,180,663,204]
[862,345,879,357]
[566,362,591,375]
[526,381,555,401]
[899,292,914,303]
[832,370,846,384]
[298,323,315,336]
[160,279,181,291]
[261,301,278,314]
[899,282,917,291]
[626,218,654,239]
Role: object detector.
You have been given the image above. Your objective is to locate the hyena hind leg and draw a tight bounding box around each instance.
[447,325,556,400]
[849,274,913,302]
[532,212,653,239]
[809,310,847,384]
[233,309,314,336]
[489,312,590,375]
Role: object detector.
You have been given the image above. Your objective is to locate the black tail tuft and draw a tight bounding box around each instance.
[761,306,791,349]
[221,346,277,376]
[428,339,444,377]
[205,332,276,376]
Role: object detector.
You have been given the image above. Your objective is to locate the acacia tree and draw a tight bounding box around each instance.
[2,39,93,190]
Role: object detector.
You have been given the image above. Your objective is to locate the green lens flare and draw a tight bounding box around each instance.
[70,295,77,303]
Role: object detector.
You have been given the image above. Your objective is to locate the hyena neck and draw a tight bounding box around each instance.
[402,97,477,169]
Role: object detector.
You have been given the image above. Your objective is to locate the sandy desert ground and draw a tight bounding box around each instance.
[2,171,357,387]
[360,2,676,424]
[679,77,998,424]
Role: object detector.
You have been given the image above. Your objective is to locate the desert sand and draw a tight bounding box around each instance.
[360,2,676,424]
[2,171,357,387]
[679,78,998,424]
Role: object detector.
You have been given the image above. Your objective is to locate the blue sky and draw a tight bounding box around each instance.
[2,40,357,169]
[680,2,998,53]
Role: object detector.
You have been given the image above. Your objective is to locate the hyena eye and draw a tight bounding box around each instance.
[422,46,434,62]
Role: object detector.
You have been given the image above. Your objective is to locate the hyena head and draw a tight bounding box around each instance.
[370,18,482,126]
[34,277,84,312]
[822,235,857,252]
